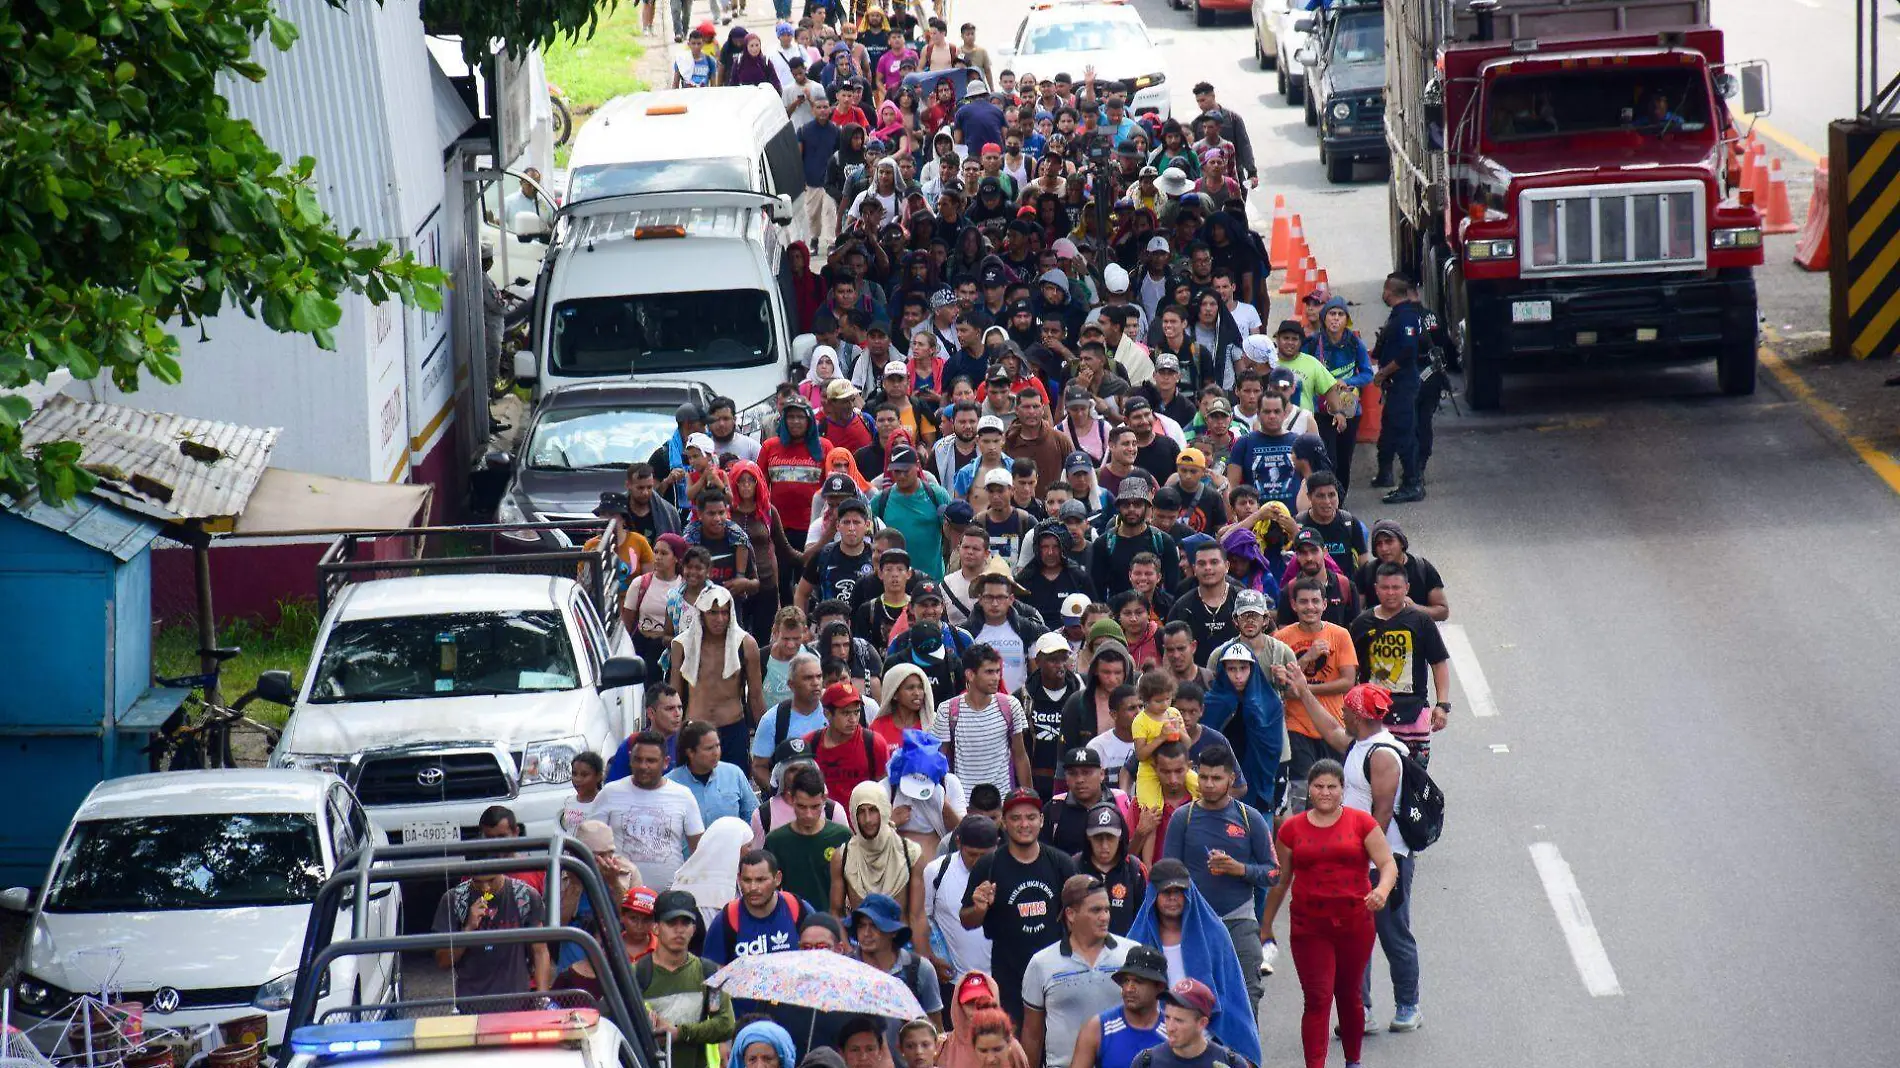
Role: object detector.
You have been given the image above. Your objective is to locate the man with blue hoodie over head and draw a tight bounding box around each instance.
[1126,858,1262,1066]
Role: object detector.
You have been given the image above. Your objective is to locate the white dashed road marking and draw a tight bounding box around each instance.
[1529,842,1624,997]
[1440,623,1498,718]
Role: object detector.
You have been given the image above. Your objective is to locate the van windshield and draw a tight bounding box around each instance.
[550,291,775,377]
[568,157,753,202]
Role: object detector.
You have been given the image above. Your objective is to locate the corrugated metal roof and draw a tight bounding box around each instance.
[3,495,162,561]
[21,396,280,526]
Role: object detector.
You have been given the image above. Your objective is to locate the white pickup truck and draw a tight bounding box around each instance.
[267,530,644,845]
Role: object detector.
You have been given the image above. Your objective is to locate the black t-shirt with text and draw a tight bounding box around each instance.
[962,845,1077,1020]
[1166,582,1240,666]
[1350,552,1445,610]
[1348,605,1449,713]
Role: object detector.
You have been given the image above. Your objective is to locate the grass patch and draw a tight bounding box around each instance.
[544,2,651,117]
[153,599,323,727]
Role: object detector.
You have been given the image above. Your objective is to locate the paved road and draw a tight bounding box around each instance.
[1716,0,1888,155]
[956,2,1900,1065]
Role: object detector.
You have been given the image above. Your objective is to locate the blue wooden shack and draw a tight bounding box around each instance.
[0,496,189,886]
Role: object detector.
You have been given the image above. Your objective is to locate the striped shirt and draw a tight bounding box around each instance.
[939,692,1026,803]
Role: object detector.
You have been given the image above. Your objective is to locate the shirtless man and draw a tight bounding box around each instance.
[667,585,766,773]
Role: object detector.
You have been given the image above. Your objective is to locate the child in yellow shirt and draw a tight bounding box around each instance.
[1128,671,1199,809]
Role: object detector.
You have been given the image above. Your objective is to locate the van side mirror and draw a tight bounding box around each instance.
[771,195,796,226]
[254,670,299,706]
[0,886,35,913]
[514,211,550,240]
[1294,18,1315,33]
[598,657,646,691]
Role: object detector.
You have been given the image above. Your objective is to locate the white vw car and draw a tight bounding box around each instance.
[4,771,400,1050]
[1001,1,1176,119]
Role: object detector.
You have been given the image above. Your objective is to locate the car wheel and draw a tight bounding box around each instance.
[1277,62,1288,97]
[1195,0,1215,26]
[1256,34,1273,69]
[1325,152,1353,183]
[1304,92,1318,127]
[1288,70,1305,106]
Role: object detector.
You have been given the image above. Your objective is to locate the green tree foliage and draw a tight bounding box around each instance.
[0,0,456,504]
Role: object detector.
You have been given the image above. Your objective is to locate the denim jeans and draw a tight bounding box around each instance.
[1362,852,1420,1008]
[670,0,691,38]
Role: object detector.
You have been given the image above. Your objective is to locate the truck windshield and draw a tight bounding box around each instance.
[1487,69,1711,140]
[309,611,580,702]
[45,814,323,913]
[1329,13,1383,63]
[568,157,753,202]
[549,291,774,377]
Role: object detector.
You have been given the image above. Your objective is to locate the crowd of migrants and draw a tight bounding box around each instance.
[448,18,1460,1068]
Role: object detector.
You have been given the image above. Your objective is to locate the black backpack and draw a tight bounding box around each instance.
[1362,741,1444,852]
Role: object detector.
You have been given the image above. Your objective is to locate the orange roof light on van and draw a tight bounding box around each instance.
[646,104,688,116]
[634,225,688,239]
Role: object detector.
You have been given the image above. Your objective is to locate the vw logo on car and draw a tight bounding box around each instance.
[415,766,445,787]
[150,986,181,1014]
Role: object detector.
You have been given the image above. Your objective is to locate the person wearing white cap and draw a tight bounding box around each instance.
[974,466,1038,569]
[952,413,1015,499]
[1086,263,1152,340]
[1136,234,1174,323]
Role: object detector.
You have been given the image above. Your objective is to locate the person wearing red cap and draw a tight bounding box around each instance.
[1143,978,1250,1068]
[959,787,1076,1025]
[804,680,890,808]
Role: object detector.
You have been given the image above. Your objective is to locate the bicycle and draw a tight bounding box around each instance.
[149,646,288,770]
[550,83,573,147]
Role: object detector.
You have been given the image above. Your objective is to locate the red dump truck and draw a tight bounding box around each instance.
[1384,0,1771,408]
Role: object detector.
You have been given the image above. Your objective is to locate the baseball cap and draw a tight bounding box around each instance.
[1117,475,1154,503]
[1150,857,1192,892]
[982,467,1015,489]
[694,20,716,37]
[825,377,861,400]
[823,472,859,496]
[1219,642,1256,664]
[956,813,999,850]
[1241,334,1279,366]
[887,445,919,468]
[1085,803,1122,837]
[1205,396,1233,415]
[955,972,996,1005]
[1121,395,1152,416]
[652,889,699,924]
[977,414,1007,434]
[1177,447,1207,469]
[675,401,705,423]
[1152,486,1183,511]
[1058,499,1089,522]
[822,681,862,709]
[622,885,658,914]
[943,500,975,525]
[1154,353,1181,374]
[1115,945,1171,986]
[1163,978,1219,1019]
[878,547,912,569]
[1276,318,1307,338]
[1052,238,1080,260]
[912,580,943,604]
[1033,631,1071,658]
[882,360,908,379]
[1304,283,1333,306]
[981,142,1002,155]
[1294,526,1326,548]
[1060,591,1091,621]
[1103,263,1130,293]
[1063,746,1102,769]
[1145,235,1171,254]
[1234,588,1270,617]
[1063,388,1095,410]
[1268,366,1299,390]
[981,265,1008,287]
[987,363,1013,385]
[1002,786,1043,813]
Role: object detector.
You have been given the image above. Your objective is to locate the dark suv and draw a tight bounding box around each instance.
[1296,0,1386,183]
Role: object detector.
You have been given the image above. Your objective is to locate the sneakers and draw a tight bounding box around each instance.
[1388,1005,1422,1032]
[1336,1014,1381,1039]
[1258,938,1278,977]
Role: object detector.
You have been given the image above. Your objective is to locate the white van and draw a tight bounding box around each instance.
[520,189,797,414]
[564,85,807,225]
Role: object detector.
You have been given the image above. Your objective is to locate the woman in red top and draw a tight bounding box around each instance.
[756,398,833,549]
[1262,758,1398,1068]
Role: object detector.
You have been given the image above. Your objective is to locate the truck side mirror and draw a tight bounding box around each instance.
[513,210,550,240]
[254,670,299,706]
[1739,61,1770,117]
[1294,18,1315,33]
[771,195,796,226]
[598,656,646,691]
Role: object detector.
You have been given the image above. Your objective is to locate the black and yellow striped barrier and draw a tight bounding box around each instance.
[1831,119,1900,360]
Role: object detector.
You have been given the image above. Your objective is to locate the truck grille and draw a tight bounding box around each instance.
[354,750,514,806]
[1521,180,1705,276]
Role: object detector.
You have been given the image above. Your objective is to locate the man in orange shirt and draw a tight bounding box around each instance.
[1271,575,1357,815]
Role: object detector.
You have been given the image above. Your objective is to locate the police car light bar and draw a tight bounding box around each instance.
[290,1009,600,1058]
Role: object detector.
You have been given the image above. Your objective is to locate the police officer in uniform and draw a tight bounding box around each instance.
[1369,273,1432,504]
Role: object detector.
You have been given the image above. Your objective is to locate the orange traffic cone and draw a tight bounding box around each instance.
[1294,256,1320,305]
[1794,161,1830,270]
[1761,157,1798,234]
[1268,196,1292,267]
[1309,267,1330,299]
[1742,139,1769,203]
[1280,253,1308,295]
